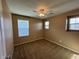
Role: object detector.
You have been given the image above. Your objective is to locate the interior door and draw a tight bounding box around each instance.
[0,17,4,59]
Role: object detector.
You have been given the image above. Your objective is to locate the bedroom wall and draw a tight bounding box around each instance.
[44,9,79,53]
[12,14,44,46]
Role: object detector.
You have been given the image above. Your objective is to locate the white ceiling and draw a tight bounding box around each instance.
[7,0,79,19]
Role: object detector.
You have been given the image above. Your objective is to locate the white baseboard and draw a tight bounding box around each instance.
[46,39,79,54]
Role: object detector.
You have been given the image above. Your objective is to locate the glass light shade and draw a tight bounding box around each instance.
[39,13,45,17]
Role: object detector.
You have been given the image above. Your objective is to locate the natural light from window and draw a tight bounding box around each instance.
[69,17,79,30]
[45,21,49,29]
[18,19,29,37]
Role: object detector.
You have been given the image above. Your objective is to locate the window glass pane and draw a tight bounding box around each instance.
[45,25,49,29]
[70,18,76,24]
[45,21,49,29]
[75,17,79,22]
[69,17,79,30]
[45,21,49,25]
[70,23,79,30]
[18,19,29,37]
[70,17,79,24]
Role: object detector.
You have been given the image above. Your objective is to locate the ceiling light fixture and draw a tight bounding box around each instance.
[38,9,46,17]
[34,8,54,17]
[34,8,48,17]
[39,13,45,17]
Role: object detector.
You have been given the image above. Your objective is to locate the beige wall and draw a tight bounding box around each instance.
[44,9,79,53]
[0,0,13,58]
[12,14,44,46]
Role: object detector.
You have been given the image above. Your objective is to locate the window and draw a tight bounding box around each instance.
[67,15,79,31]
[45,21,49,29]
[18,19,29,37]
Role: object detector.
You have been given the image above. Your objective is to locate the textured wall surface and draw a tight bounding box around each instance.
[44,9,79,53]
[12,14,44,46]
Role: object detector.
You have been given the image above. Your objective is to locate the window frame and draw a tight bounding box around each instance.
[66,15,79,32]
[17,19,29,37]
